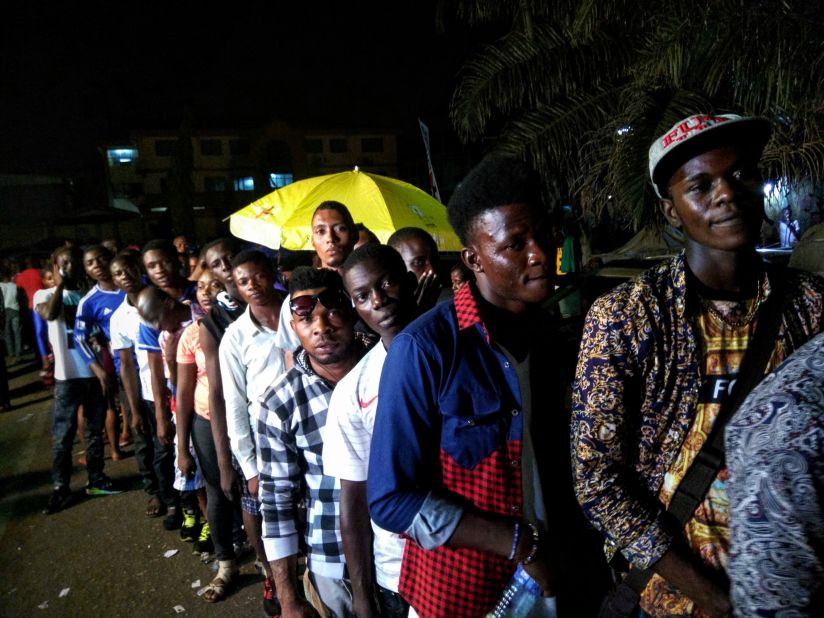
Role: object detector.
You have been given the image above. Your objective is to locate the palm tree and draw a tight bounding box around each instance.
[447,0,824,231]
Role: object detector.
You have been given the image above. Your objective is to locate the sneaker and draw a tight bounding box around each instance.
[44,486,72,514]
[179,509,199,542]
[262,577,281,617]
[163,506,183,531]
[196,522,214,554]
[86,477,124,496]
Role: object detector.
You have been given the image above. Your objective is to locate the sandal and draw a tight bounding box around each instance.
[203,571,236,603]
[146,496,164,518]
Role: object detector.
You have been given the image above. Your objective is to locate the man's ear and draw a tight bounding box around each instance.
[660,198,682,228]
[461,246,483,273]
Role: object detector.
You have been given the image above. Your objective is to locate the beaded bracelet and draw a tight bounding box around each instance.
[520,522,540,565]
[507,521,521,561]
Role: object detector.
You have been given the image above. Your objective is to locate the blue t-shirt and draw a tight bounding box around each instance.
[74,284,125,373]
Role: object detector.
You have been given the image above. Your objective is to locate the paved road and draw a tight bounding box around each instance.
[0,356,268,617]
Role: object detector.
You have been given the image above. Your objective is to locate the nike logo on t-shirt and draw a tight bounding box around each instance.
[359,395,378,409]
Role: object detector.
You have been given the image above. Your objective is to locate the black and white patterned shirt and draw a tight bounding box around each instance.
[727,330,824,616]
[258,342,367,579]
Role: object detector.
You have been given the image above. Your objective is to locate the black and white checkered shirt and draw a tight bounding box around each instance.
[257,343,367,579]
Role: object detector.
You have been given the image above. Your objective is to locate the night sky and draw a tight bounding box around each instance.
[1,1,479,174]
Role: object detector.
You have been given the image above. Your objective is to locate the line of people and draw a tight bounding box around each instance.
[35,112,824,618]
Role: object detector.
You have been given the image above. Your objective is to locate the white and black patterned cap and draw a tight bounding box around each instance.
[648,114,771,198]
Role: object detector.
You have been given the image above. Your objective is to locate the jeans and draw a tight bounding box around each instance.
[3,308,21,357]
[191,413,238,561]
[52,378,105,487]
[140,399,177,508]
[377,585,409,618]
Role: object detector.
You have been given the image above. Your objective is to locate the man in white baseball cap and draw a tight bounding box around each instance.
[572,113,824,617]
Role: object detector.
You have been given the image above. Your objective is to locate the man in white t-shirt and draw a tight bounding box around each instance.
[108,251,169,518]
[37,246,122,515]
[324,243,420,616]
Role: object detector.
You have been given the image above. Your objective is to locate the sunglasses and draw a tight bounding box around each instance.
[289,288,350,317]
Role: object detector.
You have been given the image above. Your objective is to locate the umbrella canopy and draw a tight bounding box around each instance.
[229,168,461,251]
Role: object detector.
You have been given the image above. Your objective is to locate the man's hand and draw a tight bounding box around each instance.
[280,598,320,618]
[523,558,556,597]
[90,363,113,398]
[653,544,731,618]
[414,270,439,307]
[220,467,242,502]
[246,474,259,499]
[156,415,175,446]
[177,448,196,479]
[131,413,146,437]
[352,592,379,618]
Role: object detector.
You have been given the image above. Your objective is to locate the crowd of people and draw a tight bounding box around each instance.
[1,112,822,618]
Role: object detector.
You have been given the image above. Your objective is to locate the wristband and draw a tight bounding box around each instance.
[520,522,540,565]
[507,521,521,561]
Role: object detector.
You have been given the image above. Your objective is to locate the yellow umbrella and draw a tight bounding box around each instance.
[229,168,461,251]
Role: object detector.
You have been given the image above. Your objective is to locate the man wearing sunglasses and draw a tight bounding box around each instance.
[258,266,371,618]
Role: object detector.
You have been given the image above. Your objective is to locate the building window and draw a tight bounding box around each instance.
[329,138,348,153]
[200,139,223,156]
[229,139,250,156]
[361,137,384,153]
[233,176,255,192]
[269,173,294,189]
[106,148,138,167]
[305,138,323,154]
[204,176,227,192]
[154,140,174,156]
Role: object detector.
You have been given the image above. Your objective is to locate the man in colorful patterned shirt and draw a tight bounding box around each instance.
[369,156,608,617]
[572,114,824,617]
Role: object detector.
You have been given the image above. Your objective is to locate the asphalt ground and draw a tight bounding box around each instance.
[0,355,270,617]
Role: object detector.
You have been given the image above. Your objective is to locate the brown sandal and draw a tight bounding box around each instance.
[203,573,235,603]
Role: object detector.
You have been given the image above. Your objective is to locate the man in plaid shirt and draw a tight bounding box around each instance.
[258,266,370,618]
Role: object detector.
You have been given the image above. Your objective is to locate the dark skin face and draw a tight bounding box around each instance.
[661,146,763,256]
[290,286,355,367]
[54,249,82,287]
[233,261,278,307]
[343,257,417,346]
[83,249,112,283]
[196,270,224,311]
[312,209,354,269]
[110,259,143,295]
[142,249,179,290]
[462,202,553,314]
[395,237,439,281]
[204,243,236,290]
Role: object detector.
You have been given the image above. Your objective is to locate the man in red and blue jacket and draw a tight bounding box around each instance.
[368,156,608,617]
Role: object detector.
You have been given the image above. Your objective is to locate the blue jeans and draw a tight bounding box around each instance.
[52,378,106,487]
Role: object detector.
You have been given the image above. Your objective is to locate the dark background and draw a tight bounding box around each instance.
[0,1,482,175]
